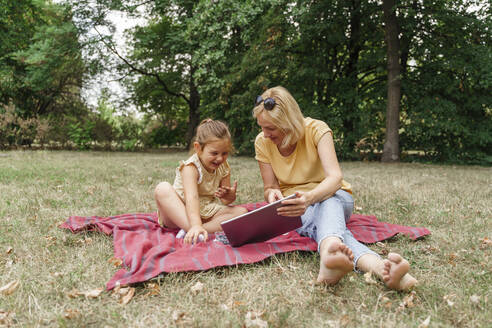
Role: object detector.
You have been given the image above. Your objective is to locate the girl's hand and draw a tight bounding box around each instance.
[215,181,238,204]
[266,188,284,203]
[277,191,311,217]
[184,225,208,244]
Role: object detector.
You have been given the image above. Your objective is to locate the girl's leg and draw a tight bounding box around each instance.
[203,205,248,233]
[356,252,418,290]
[154,182,189,230]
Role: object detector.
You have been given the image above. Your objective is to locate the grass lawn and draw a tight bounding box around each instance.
[0,150,490,327]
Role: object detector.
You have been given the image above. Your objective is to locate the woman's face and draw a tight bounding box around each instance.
[256,111,285,146]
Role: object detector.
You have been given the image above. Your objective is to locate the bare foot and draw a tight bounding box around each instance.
[382,253,418,290]
[317,238,354,284]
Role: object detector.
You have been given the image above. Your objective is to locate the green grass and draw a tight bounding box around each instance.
[0,150,490,327]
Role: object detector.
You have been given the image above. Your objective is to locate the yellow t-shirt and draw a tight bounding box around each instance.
[172,153,229,219]
[254,117,352,196]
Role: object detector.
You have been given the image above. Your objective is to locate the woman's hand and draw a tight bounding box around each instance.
[184,225,208,244]
[266,188,283,203]
[277,191,312,217]
[215,181,238,204]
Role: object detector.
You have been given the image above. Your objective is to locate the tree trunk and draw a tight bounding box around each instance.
[381,0,401,162]
[186,65,200,148]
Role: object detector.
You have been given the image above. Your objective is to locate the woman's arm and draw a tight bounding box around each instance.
[306,132,343,204]
[258,161,284,203]
[277,132,342,217]
[181,164,208,243]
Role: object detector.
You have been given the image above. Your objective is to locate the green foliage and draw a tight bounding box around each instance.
[0,103,40,147]
[67,120,95,150]
[398,0,492,164]
[0,0,88,118]
[2,0,490,164]
[188,0,491,163]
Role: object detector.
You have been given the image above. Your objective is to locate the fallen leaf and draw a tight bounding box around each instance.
[418,316,431,328]
[381,296,392,309]
[397,291,416,311]
[421,245,439,254]
[77,237,93,245]
[172,310,186,322]
[470,295,480,304]
[448,253,458,265]
[364,271,377,285]
[245,311,268,328]
[107,257,123,267]
[118,287,130,295]
[143,283,160,297]
[340,314,350,326]
[83,288,104,298]
[375,242,389,255]
[44,236,57,246]
[479,237,492,249]
[63,309,80,319]
[120,287,135,305]
[0,310,15,325]
[443,294,456,307]
[66,289,81,298]
[355,205,363,211]
[190,281,204,293]
[0,280,20,295]
[5,247,13,254]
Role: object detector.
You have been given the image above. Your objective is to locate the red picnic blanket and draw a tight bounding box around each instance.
[59,202,430,290]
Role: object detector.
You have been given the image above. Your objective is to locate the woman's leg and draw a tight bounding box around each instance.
[298,191,355,284]
[334,191,417,290]
[203,205,248,233]
[356,252,418,290]
[303,190,379,284]
[154,182,189,230]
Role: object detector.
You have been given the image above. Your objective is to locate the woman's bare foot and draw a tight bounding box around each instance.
[317,238,354,284]
[382,253,418,290]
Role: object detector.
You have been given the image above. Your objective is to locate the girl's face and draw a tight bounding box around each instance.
[256,111,285,146]
[195,138,230,172]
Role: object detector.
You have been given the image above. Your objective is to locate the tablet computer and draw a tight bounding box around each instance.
[220,194,302,247]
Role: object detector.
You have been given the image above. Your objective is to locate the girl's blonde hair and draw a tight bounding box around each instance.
[252,86,305,147]
[194,118,232,150]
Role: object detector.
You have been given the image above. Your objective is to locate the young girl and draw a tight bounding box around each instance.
[154,118,247,244]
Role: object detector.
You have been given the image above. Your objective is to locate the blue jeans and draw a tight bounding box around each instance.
[296,190,378,269]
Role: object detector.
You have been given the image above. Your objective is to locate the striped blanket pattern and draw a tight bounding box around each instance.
[59,202,430,290]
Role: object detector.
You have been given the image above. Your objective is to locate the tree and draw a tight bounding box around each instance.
[381,0,401,162]
[0,0,87,118]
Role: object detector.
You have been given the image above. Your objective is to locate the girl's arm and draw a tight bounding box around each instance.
[277,132,343,217]
[181,164,208,243]
[257,161,284,203]
[215,174,238,205]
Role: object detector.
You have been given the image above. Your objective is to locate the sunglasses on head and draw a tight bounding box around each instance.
[255,95,276,110]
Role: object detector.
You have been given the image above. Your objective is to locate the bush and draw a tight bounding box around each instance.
[0,103,50,148]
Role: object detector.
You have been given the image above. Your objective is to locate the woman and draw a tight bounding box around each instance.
[253,86,417,290]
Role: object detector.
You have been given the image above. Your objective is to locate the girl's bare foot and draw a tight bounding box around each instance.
[317,238,354,284]
[382,253,418,290]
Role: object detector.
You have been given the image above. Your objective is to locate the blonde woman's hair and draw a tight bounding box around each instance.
[252,86,305,147]
[194,118,232,150]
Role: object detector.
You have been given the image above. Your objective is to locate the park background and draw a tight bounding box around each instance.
[0,0,491,327]
[1,0,490,164]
